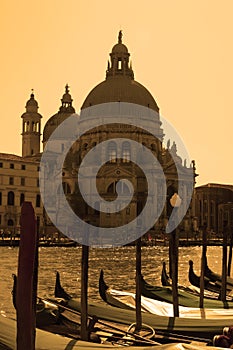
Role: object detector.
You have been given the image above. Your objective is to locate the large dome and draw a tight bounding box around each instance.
[81,76,159,112]
[81,32,159,113]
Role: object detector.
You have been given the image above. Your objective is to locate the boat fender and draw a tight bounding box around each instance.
[213,334,231,348]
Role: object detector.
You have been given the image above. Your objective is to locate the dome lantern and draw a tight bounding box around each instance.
[60,84,73,111]
[106,31,134,80]
[25,89,39,113]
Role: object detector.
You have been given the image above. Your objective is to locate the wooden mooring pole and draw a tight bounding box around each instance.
[227,228,233,277]
[170,229,179,317]
[16,202,37,350]
[199,224,207,308]
[81,244,89,340]
[220,222,228,302]
[135,237,142,331]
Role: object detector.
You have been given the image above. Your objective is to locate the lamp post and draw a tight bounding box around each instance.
[169,193,181,318]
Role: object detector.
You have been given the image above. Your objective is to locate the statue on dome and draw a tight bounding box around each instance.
[118,30,122,43]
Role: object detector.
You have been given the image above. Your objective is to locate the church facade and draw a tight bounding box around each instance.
[0,33,197,240]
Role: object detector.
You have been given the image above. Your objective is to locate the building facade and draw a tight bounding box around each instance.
[194,183,233,236]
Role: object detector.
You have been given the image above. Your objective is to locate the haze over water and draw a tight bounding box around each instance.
[0,245,229,319]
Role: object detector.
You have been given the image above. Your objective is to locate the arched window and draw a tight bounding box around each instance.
[83,143,88,151]
[107,181,130,195]
[108,141,117,163]
[122,141,130,163]
[107,182,115,193]
[36,194,41,207]
[20,193,25,206]
[7,191,14,206]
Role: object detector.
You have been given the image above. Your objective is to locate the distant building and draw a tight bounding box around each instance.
[194,183,233,235]
[0,92,43,235]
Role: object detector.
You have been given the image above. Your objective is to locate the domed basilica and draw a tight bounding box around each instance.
[0,32,196,240]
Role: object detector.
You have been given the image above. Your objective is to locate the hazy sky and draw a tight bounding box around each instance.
[1,0,232,186]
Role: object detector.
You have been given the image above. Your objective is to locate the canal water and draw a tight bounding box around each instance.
[0,245,229,319]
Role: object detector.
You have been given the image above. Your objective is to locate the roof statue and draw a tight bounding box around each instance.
[118,30,122,43]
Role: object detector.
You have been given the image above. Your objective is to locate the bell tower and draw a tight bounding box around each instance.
[21,91,42,157]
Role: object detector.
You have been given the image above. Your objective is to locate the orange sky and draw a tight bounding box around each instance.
[0,0,232,186]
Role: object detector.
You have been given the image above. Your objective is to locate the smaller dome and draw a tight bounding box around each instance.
[112,43,128,54]
[26,93,38,108]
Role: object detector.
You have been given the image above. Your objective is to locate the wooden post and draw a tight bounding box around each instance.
[80,244,89,340]
[16,202,37,350]
[135,237,142,331]
[170,229,179,317]
[227,228,233,277]
[221,222,228,302]
[199,224,207,308]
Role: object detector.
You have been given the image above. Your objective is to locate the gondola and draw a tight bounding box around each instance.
[0,315,223,350]
[55,270,72,300]
[140,272,233,308]
[161,261,228,300]
[53,272,233,339]
[161,262,171,286]
[188,260,233,295]
[12,274,60,328]
[204,257,233,286]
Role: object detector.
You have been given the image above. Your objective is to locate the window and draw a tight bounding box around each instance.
[94,201,100,215]
[108,141,117,163]
[37,216,40,232]
[118,60,122,70]
[21,177,25,186]
[122,141,130,163]
[0,192,2,205]
[107,181,130,195]
[37,166,40,171]
[9,177,14,185]
[21,164,26,170]
[8,219,14,226]
[7,191,14,206]
[10,163,14,169]
[36,194,41,207]
[0,163,2,168]
[20,193,25,205]
[57,182,71,195]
